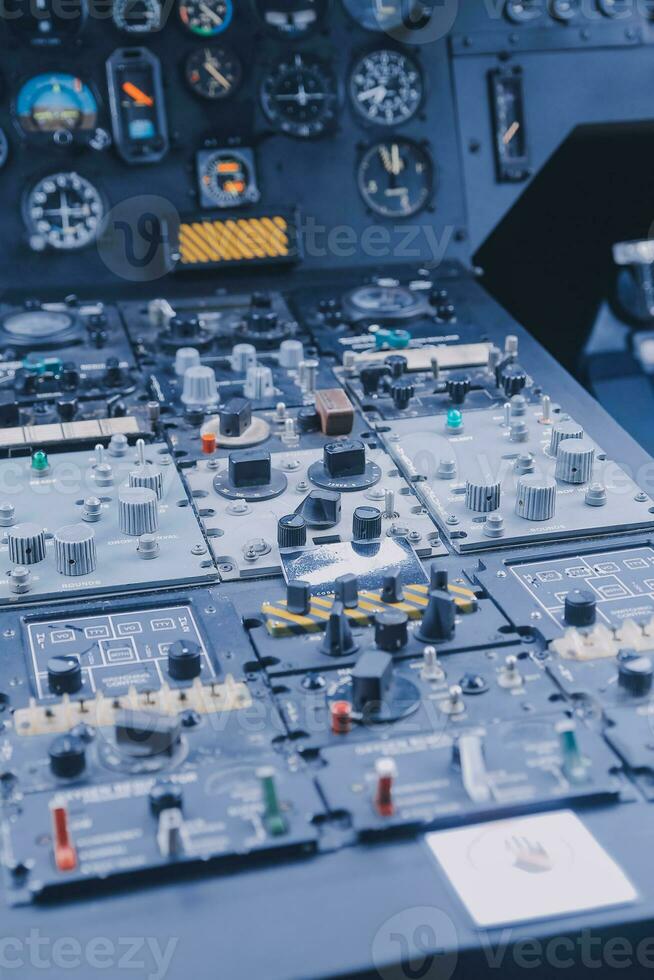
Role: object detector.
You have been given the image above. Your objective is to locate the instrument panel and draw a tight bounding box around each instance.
[0,0,467,294]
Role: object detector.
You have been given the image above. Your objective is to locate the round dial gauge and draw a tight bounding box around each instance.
[178,0,233,35]
[357,139,432,217]
[349,49,422,127]
[24,173,104,251]
[185,46,242,100]
[260,53,338,138]
[112,0,162,31]
[597,0,630,15]
[0,310,78,345]
[16,74,98,136]
[199,150,260,207]
[252,0,329,38]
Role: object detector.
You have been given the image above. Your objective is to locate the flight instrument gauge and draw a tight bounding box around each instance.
[106,47,169,164]
[260,53,338,138]
[185,46,243,100]
[178,0,233,35]
[196,148,261,209]
[357,138,432,217]
[504,0,541,22]
[341,0,409,32]
[6,0,87,42]
[23,172,104,252]
[15,74,98,141]
[252,0,329,39]
[349,49,422,127]
[112,0,162,32]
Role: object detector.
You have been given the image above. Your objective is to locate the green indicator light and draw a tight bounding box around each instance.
[447,408,463,429]
[257,766,287,837]
[557,720,589,785]
[31,450,49,472]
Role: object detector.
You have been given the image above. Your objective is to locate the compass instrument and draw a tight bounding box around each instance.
[260,53,338,138]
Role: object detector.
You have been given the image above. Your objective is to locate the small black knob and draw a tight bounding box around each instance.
[287,579,311,615]
[381,571,403,604]
[277,514,307,549]
[61,363,80,388]
[296,489,342,528]
[219,397,252,437]
[251,291,273,310]
[335,573,359,608]
[384,354,407,379]
[360,365,391,396]
[430,564,448,591]
[229,449,271,488]
[49,734,86,779]
[501,364,527,398]
[149,780,184,816]
[320,601,358,657]
[297,406,321,432]
[167,639,202,680]
[104,357,123,386]
[416,589,456,643]
[618,650,653,697]
[437,303,456,322]
[352,649,393,712]
[47,656,83,696]
[391,382,414,411]
[564,589,596,627]
[446,375,471,406]
[375,609,409,653]
[352,505,382,540]
[323,440,366,479]
[56,398,78,422]
[249,311,278,333]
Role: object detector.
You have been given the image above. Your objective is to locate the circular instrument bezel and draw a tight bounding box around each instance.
[260,52,339,139]
[348,47,423,128]
[184,45,243,100]
[23,171,105,252]
[356,137,433,218]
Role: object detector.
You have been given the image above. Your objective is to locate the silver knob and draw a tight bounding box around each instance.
[279,339,304,370]
[244,365,274,401]
[465,480,501,513]
[54,524,97,577]
[180,365,218,409]
[515,475,557,521]
[174,347,200,377]
[0,503,15,527]
[129,439,163,500]
[7,522,46,565]
[555,439,595,484]
[230,343,257,373]
[549,420,583,456]
[118,487,159,537]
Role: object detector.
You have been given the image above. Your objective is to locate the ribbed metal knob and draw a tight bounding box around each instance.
[174,347,201,377]
[54,524,97,576]
[549,420,583,456]
[244,365,274,400]
[230,343,256,373]
[7,522,46,565]
[129,466,164,500]
[180,365,218,408]
[279,339,304,370]
[277,514,307,549]
[465,480,501,513]
[515,475,557,521]
[118,487,159,537]
[352,506,382,540]
[555,439,595,484]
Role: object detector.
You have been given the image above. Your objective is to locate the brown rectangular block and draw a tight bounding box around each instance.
[315,389,355,436]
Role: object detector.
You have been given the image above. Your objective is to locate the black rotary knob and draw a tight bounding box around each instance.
[617,651,653,697]
[446,375,471,406]
[391,382,414,411]
[352,505,382,540]
[47,656,83,696]
[167,639,202,681]
[297,406,321,432]
[564,589,597,628]
[278,514,307,549]
[324,440,366,479]
[375,609,409,653]
[360,365,391,395]
[384,354,407,379]
[49,734,86,779]
[501,364,527,397]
